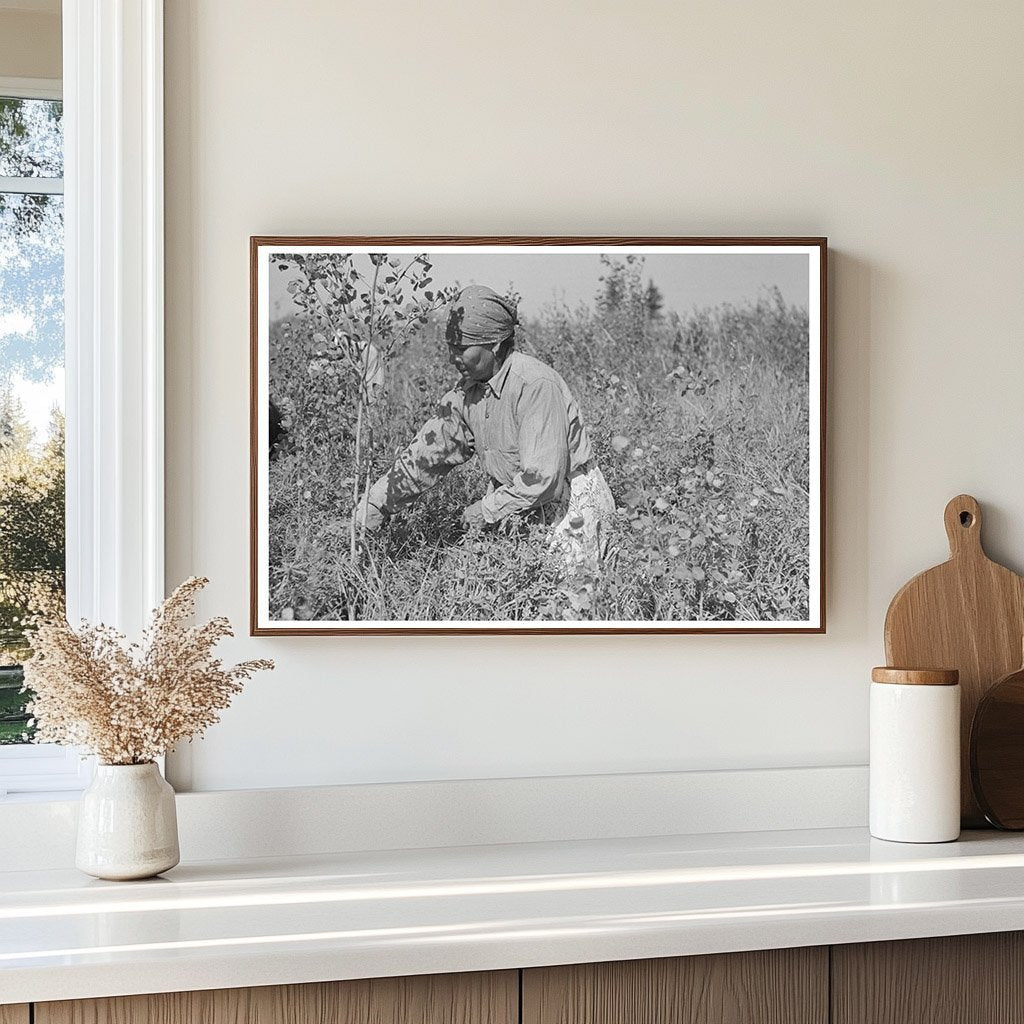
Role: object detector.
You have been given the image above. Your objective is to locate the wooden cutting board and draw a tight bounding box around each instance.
[884,494,1024,827]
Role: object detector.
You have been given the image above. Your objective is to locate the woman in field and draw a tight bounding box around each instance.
[357,284,615,568]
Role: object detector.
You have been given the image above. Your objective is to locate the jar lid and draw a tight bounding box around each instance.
[871,667,959,686]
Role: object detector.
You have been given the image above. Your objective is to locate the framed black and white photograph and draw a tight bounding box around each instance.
[251,237,826,634]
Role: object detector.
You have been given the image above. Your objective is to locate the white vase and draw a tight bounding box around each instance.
[870,668,961,843]
[76,762,180,880]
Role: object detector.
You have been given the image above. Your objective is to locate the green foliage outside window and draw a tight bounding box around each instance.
[1,95,65,743]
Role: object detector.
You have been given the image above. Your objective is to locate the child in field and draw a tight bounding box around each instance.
[356,284,614,568]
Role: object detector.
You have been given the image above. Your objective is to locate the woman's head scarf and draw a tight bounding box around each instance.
[445,285,518,348]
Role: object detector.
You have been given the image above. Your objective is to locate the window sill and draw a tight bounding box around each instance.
[0,790,84,804]
[0,765,868,869]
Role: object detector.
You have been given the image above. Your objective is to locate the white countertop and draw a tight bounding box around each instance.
[4,826,1024,1005]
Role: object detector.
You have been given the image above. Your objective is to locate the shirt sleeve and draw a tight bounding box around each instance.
[367,388,475,513]
[481,379,570,522]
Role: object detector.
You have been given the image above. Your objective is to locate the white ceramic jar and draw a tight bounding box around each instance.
[870,667,961,843]
[76,762,180,880]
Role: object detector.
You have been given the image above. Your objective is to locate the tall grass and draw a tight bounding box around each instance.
[268,285,810,622]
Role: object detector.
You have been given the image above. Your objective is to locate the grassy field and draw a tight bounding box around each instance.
[268,283,811,623]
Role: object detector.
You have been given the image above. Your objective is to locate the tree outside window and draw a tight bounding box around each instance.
[0,94,65,744]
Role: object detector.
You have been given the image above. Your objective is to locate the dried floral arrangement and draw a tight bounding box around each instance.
[23,577,273,765]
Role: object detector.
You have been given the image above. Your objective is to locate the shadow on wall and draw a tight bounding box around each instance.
[827,249,872,639]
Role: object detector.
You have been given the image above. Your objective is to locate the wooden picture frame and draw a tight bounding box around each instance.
[251,237,826,634]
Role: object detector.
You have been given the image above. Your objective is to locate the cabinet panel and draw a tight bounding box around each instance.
[0,1007,29,1024]
[832,932,1024,1024]
[523,948,828,1024]
[36,971,517,1024]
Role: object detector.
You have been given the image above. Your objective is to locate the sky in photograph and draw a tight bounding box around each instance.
[269,251,810,322]
[6,247,810,447]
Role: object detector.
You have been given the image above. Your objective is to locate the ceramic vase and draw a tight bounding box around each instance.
[76,762,180,880]
[869,668,961,843]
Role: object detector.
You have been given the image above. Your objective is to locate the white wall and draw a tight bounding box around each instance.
[163,1,1024,792]
[0,7,61,80]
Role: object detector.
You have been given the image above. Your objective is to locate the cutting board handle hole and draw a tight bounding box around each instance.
[960,511,974,527]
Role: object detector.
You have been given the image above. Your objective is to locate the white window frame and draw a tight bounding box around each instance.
[0,77,61,102]
[0,1,164,797]
[0,75,84,795]
[0,75,64,193]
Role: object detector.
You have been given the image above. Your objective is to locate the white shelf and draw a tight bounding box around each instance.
[5,826,1024,1004]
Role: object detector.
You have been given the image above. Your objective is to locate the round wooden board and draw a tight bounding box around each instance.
[971,664,1024,829]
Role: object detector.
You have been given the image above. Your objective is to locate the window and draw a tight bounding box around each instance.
[0,90,65,710]
[0,87,65,733]
[0,79,85,795]
[0,79,82,794]
[0,5,166,799]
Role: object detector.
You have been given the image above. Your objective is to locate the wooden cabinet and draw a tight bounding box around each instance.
[522,948,828,1024]
[34,972,517,1024]
[832,932,1024,1024]
[13,933,1024,1024]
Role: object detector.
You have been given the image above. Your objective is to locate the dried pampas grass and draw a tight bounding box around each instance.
[23,577,274,765]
